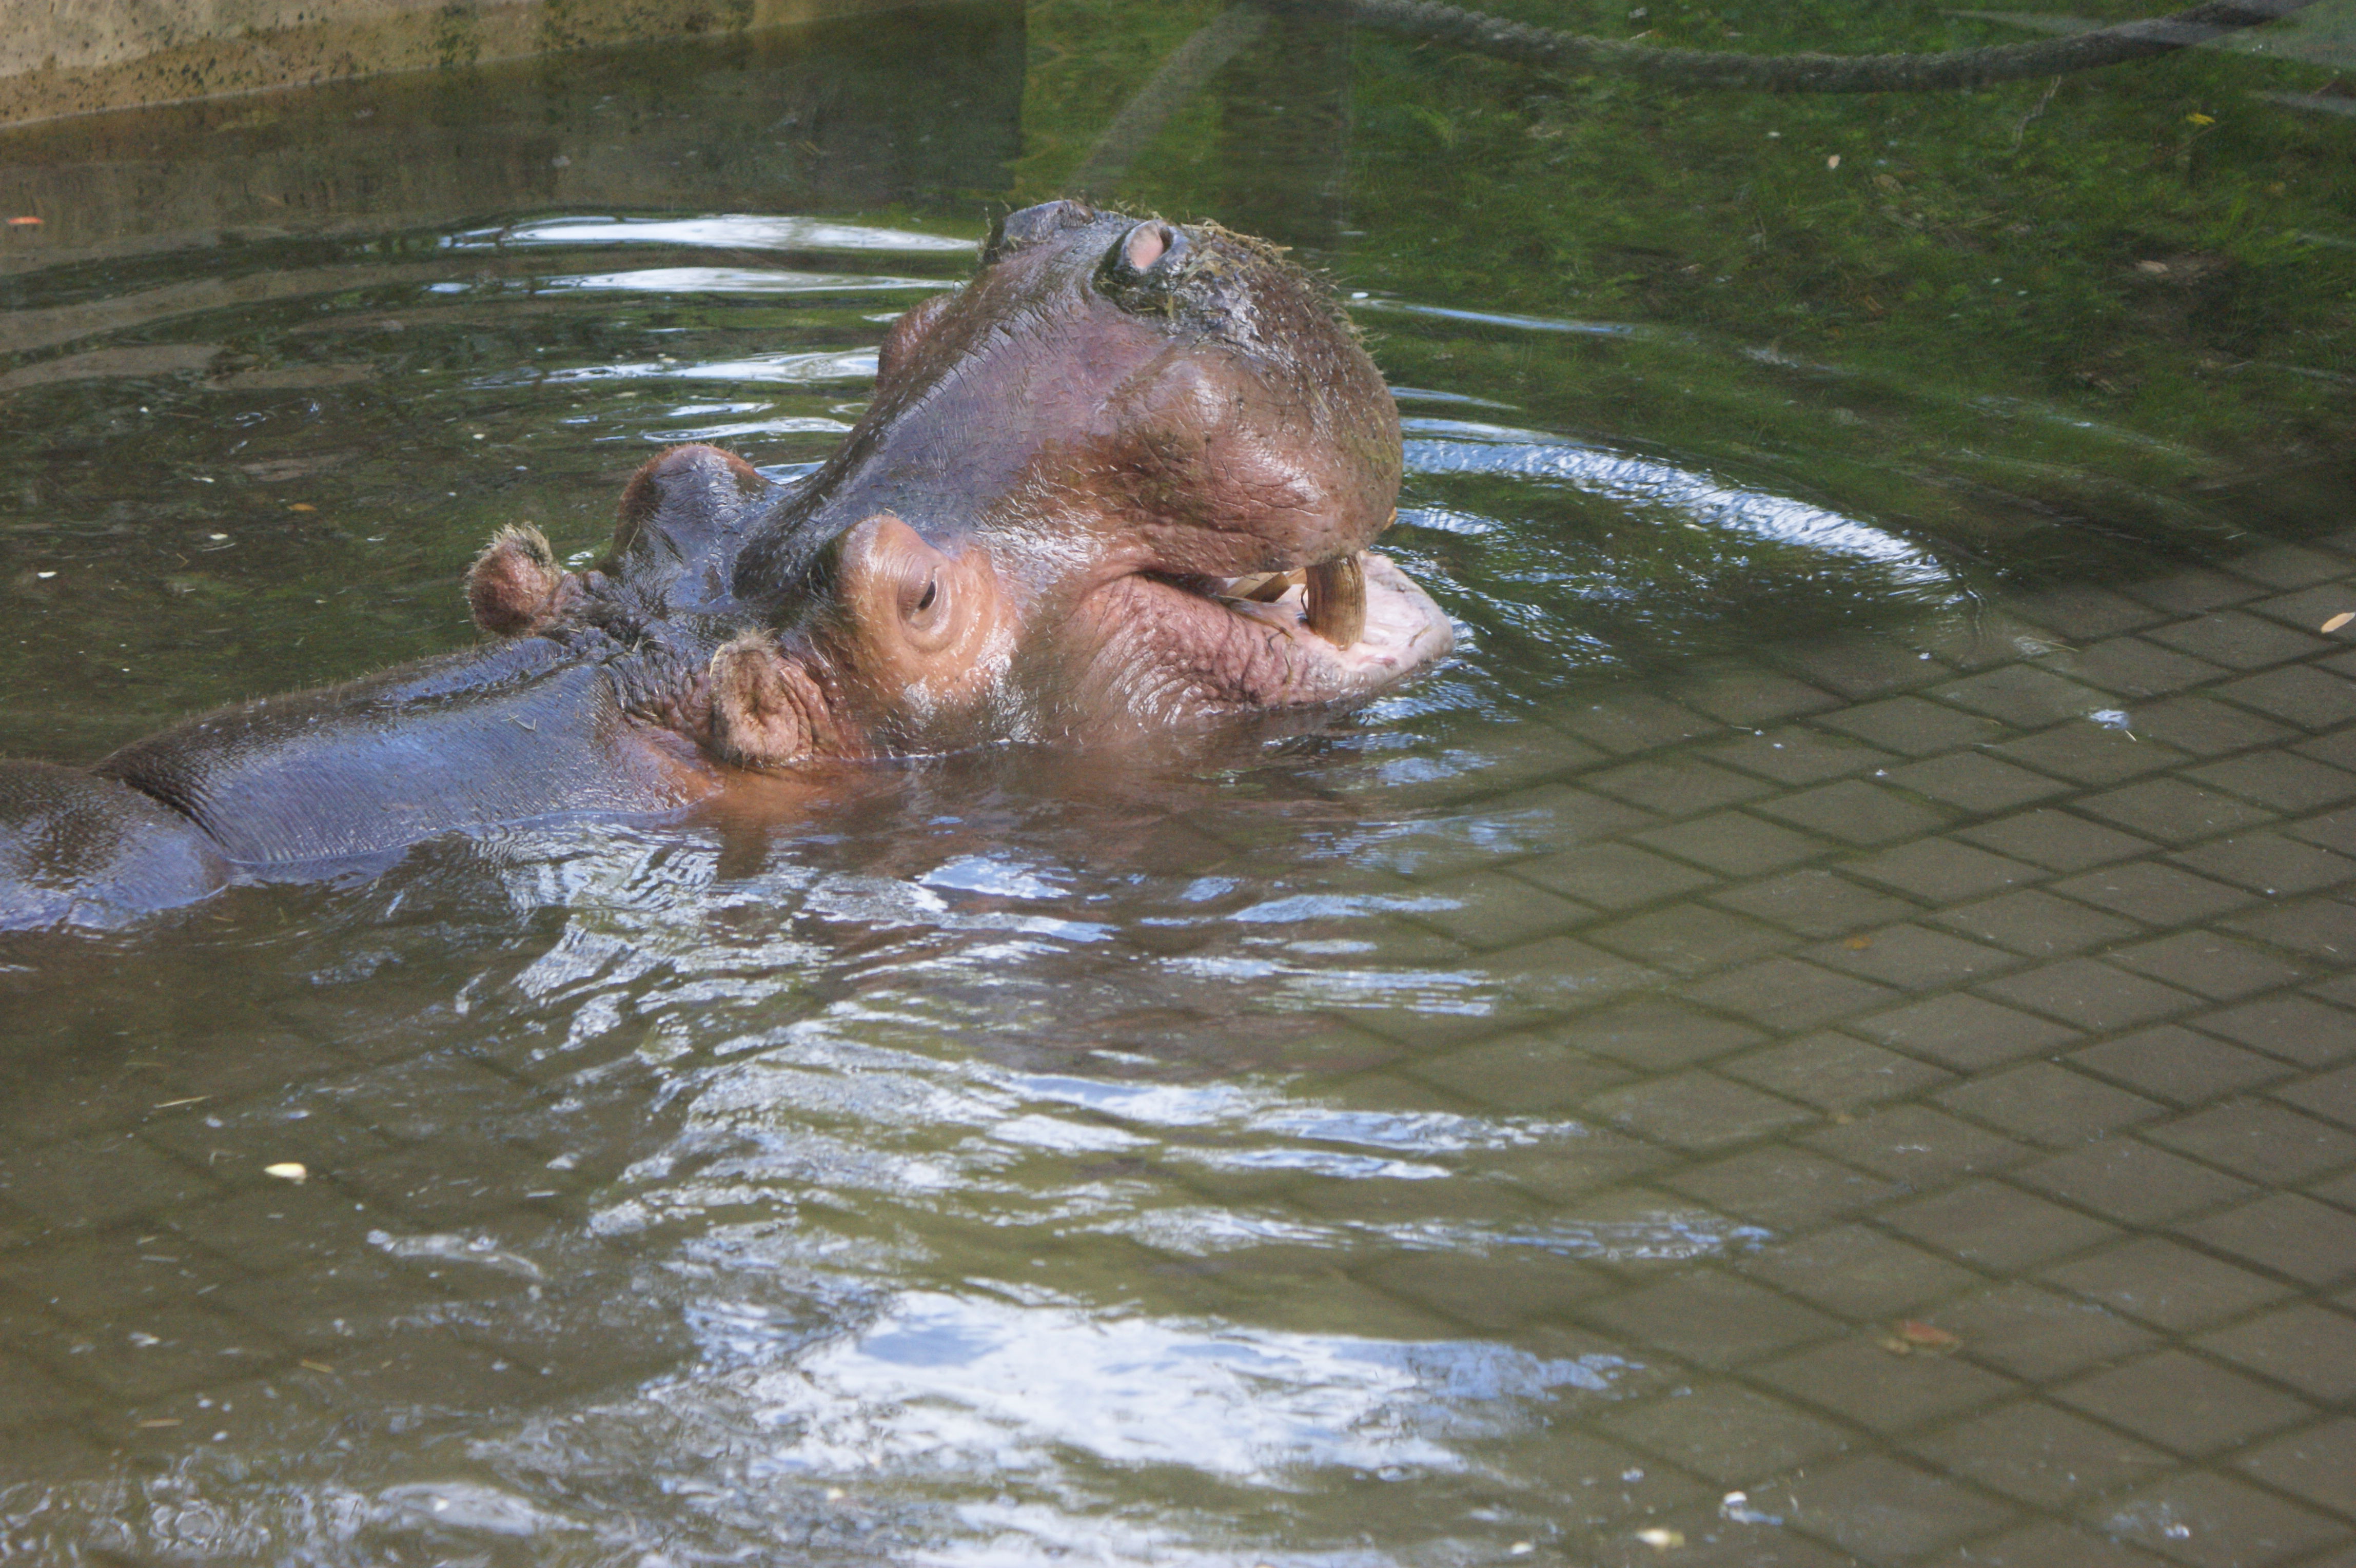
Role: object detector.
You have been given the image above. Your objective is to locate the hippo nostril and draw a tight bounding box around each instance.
[1098,223,1192,311]
[1124,223,1169,272]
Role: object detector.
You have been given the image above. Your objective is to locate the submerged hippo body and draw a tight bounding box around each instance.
[0,201,1452,929]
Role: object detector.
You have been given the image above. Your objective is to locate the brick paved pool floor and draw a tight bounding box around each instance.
[1340,527,2356,1567]
[5,525,2356,1565]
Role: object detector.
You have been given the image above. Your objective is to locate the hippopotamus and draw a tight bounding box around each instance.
[0,201,1453,930]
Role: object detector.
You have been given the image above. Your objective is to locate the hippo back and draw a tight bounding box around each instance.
[0,760,229,928]
[95,638,708,866]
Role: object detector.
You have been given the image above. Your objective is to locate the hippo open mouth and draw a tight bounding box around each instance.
[701,198,1455,753]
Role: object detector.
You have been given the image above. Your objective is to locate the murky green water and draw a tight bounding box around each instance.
[3,4,2354,1564]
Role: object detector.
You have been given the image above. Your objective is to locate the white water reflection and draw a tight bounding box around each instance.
[646,414,855,441]
[376,1480,577,1539]
[1403,420,1955,589]
[1098,1208,1765,1264]
[1356,298,1642,336]
[1175,1145,1455,1179]
[1388,384,1519,408]
[1230,891,1460,922]
[919,854,1070,901]
[1397,502,1505,535]
[704,1289,1631,1479]
[1008,1076,1579,1155]
[535,266,952,296]
[446,214,977,253]
[524,346,879,385]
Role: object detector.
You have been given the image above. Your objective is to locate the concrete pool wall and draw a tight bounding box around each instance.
[1,0,925,127]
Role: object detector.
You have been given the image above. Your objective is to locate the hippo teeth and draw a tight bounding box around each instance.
[1304,554,1368,647]
[1223,567,1303,604]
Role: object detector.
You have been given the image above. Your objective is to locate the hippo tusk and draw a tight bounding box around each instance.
[1305,553,1367,646]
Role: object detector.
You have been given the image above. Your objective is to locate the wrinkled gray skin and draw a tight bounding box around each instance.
[0,201,1453,930]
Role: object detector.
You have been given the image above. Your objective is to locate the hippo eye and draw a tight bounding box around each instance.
[982,199,1098,265]
[904,570,950,642]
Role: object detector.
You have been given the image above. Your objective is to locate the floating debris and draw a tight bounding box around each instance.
[1880,1319,1962,1355]
[264,1162,308,1182]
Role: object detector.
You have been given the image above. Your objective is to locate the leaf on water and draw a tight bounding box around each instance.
[1895,1319,1961,1352]
[264,1162,308,1182]
[1636,1528,1686,1551]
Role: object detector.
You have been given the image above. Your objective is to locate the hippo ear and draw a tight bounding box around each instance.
[981,199,1098,266]
[466,524,570,636]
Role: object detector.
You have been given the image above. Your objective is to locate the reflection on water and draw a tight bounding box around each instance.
[447,215,981,253]
[3,3,2354,1565]
[1401,418,1956,591]
[523,266,954,295]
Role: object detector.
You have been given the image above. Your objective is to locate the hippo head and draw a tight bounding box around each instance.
[473,201,1454,770]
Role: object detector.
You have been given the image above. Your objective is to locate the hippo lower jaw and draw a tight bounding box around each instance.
[1069,549,1454,722]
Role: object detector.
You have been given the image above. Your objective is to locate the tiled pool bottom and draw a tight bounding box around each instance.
[5,529,2356,1567]
[1362,532,2356,1567]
